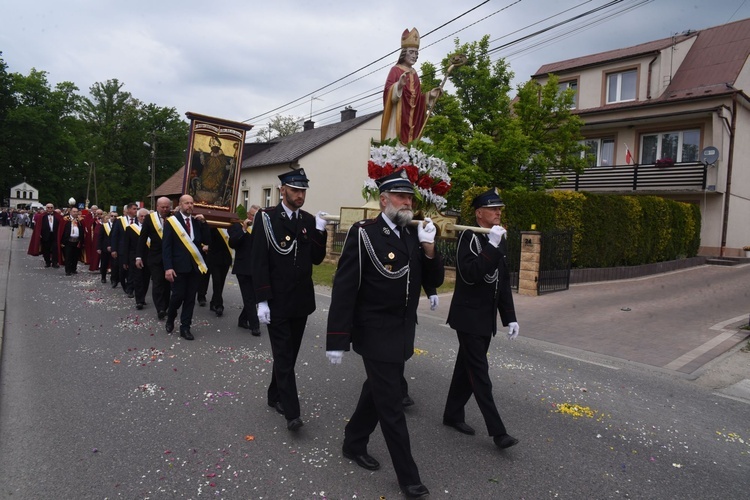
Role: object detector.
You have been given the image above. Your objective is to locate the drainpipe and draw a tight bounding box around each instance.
[719,93,738,257]
[646,55,658,100]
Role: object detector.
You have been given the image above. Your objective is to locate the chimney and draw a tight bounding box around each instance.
[303,119,315,131]
[340,107,357,122]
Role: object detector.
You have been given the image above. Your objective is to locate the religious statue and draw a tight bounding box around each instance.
[381,28,442,145]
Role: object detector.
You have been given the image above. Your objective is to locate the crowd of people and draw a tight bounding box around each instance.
[0,208,33,239]
[17,167,520,500]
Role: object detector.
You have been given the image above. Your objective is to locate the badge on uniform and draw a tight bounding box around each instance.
[281,241,287,248]
[285,235,291,241]
[388,252,395,259]
[382,227,390,235]
[385,265,393,271]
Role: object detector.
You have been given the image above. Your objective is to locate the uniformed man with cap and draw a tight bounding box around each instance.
[250,168,328,432]
[326,168,444,499]
[442,188,520,451]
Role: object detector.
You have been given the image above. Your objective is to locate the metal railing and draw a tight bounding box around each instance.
[544,161,708,192]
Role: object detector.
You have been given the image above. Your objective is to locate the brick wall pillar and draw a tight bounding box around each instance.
[518,231,541,296]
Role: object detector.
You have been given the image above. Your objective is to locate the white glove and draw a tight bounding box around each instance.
[417,217,436,244]
[326,350,344,364]
[429,295,439,311]
[257,301,271,325]
[507,322,520,340]
[315,211,328,231]
[488,225,507,247]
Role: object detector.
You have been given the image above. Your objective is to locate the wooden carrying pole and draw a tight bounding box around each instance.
[320,214,491,234]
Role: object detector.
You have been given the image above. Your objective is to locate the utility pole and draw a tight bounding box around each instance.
[144,134,156,209]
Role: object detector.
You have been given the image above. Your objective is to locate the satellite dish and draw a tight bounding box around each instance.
[700,146,719,165]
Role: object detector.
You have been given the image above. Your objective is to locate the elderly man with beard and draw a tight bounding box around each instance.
[326,168,444,500]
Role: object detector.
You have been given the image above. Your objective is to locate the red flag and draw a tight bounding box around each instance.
[624,143,633,165]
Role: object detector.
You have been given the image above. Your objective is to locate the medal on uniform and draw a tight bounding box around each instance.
[385,265,392,271]
[285,235,290,241]
[281,241,286,248]
[388,252,395,259]
[382,227,390,235]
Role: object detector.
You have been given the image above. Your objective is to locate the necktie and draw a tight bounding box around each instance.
[185,217,191,236]
[130,217,135,224]
[290,212,297,221]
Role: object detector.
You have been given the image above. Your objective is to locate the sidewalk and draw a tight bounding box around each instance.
[0,226,12,361]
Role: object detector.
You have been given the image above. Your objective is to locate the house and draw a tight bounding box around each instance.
[531,17,750,256]
[238,108,383,215]
[8,181,42,209]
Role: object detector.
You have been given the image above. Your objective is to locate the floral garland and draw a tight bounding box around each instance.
[363,142,453,213]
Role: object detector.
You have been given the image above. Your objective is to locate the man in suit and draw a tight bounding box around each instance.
[163,194,209,341]
[250,168,327,431]
[112,203,138,293]
[136,197,172,319]
[228,204,261,336]
[198,226,233,317]
[61,207,83,276]
[123,208,151,310]
[39,203,61,268]
[97,212,113,284]
[442,188,520,451]
[326,169,444,500]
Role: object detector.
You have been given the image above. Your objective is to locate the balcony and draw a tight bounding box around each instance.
[544,161,709,193]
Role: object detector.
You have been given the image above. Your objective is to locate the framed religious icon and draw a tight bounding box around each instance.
[183,112,253,226]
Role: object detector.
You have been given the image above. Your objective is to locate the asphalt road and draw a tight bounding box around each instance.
[1,228,749,499]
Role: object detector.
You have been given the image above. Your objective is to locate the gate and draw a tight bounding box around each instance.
[506,228,521,291]
[538,229,573,294]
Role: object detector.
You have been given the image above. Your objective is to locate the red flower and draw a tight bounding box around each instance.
[367,161,382,180]
[431,181,451,196]
[403,165,419,183]
[382,164,394,177]
[416,175,434,190]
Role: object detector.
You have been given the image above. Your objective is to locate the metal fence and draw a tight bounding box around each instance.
[538,229,573,294]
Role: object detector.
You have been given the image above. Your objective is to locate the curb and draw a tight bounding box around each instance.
[0,226,13,361]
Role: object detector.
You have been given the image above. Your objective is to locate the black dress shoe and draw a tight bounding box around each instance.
[52,264,59,268]
[136,303,144,310]
[402,395,415,407]
[180,327,194,341]
[198,297,207,307]
[101,277,107,283]
[165,318,175,333]
[72,270,77,274]
[65,272,71,276]
[267,400,284,414]
[238,319,251,329]
[45,263,51,268]
[251,328,261,337]
[127,291,134,298]
[214,305,223,317]
[287,417,304,431]
[494,433,519,449]
[342,447,380,471]
[111,282,118,288]
[157,310,167,320]
[400,483,430,499]
[443,420,476,436]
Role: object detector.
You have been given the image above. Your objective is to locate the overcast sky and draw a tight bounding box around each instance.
[2,0,748,140]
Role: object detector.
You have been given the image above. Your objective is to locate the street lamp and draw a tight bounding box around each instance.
[83,161,96,208]
[143,139,156,209]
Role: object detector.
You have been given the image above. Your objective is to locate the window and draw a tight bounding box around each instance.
[16,190,20,198]
[263,188,272,208]
[606,69,637,104]
[558,80,578,109]
[581,138,615,167]
[241,190,249,210]
[640,129,700,164]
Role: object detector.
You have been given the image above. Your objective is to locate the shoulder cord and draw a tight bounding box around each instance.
[261,211,297,256]
[457,231,498,285]
[359,226,411,311]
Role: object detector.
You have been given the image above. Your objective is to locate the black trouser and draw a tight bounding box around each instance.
[110,254,120,284]
[237,274,260,330]
[63,241,79,274]
[41,237,58,266]
[167,269,201,328]
[344,357,421,487]
[266,316,307,420]
[131,257,151,305]
[99,251,111,280]
[198,263,230,307]
[148,260,170,314]
[443,331,508,437]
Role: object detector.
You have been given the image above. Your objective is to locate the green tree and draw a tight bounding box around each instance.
[254,114,301,142]
[420,36,586,208]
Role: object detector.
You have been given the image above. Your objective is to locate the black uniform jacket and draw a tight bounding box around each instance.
[162,213,208,274]
[447,229,517,336]
[61,218,83,248]
[249,204,327,319]
[206,227,233,270]
[326,214,445,363]
[228,222,253,276]
[136,213,168,266]
[122,223,142,265]
[98,221,112,253]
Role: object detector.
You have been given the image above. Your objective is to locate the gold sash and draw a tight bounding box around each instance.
[167,217,207,274]
[218,228,233,256]
[150,212,163,239]
[103,222,111,236]
[130,223,150,247]
[119,216,128,230]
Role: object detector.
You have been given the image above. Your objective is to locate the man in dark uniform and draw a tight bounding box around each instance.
[60,207,83,276]
[228,204,261,336]
[442,188,520,450]
[136,197,172,320]
[198,226,233,317]
[163,194,209,341]
[116,203,139,297]
[97,212,113,283]
[39,203,61,268]
[250,168,327,432]
[123,208,151,310]
[326,169,444,500]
